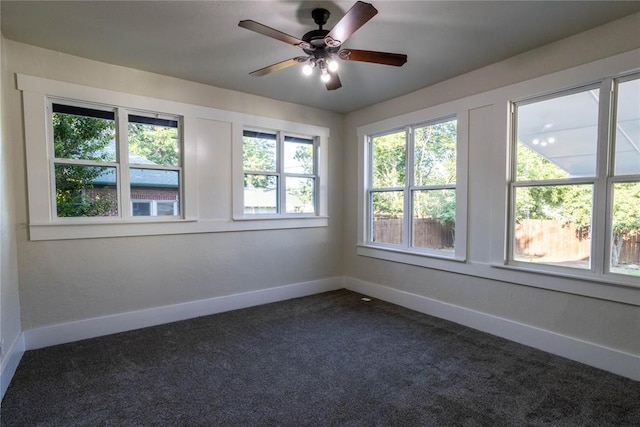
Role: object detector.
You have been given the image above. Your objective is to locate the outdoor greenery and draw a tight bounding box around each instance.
[242,135,315,212]
[371,120,457,227]
[516,143,640,267]
[54,112,180,217]
[53,112,118,217]
[128,122,179,166]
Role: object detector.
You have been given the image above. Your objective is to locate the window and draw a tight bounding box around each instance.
[367,116,460,257]
[50,100,182,220]
[509,74,640,278]
[242,130,317,215]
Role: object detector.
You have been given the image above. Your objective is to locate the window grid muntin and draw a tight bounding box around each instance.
[48,98,183,221]
[367,116,458,255]
[509,75,640,278]
[242,129,318,215]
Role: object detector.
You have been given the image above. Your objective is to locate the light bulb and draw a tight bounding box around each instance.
[532,139,539,145]
[548,137,555,143]
[327,59,339,73]
[320,72,331,83]
[302,64,313,76]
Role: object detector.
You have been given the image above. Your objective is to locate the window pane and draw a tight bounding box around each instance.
[610,182,640,276]
[128,115,180,167]
[53,105,116,162]
[54,164,118,217]
[244,174,277,214]
[513,185,593,268]
[414,119,457,186]
[516,89,599,180]
[243,131,276,172]
[284,138,314,174]
[614,78,640,176]
[132,202,151,216]
[371,191,404,245]
[372,130,406,188]
[285,177,315,214]
[130,168,180,216]
[412,189,455,252]
[156,201,177,216]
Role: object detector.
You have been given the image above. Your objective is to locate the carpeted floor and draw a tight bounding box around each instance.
[2,289,639,426]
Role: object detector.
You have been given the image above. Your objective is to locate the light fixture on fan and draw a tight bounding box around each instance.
[301,57,340,82]
[238,1,407,90]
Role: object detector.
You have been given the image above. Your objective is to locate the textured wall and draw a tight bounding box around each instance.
[342,13,640,355]
[5,39,344,330]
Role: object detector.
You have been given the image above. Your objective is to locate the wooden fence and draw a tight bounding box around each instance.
[373,217,640,265]
[373,218,454,249]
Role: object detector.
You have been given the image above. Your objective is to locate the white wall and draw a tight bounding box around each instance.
[1,35,24,395]
[343,13,640,361]
[4,39,344,332]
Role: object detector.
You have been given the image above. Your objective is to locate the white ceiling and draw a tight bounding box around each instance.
[2,1,640,113]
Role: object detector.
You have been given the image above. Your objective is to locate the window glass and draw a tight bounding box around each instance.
[610,182,640,276]
[516,89,599,180]
[371,191,404,245]
[614,79,640,176]
[284,137,314,174]
[513,184,593,269]
[412,189,455,251]
[54,165,118,217]
[132,202,151,216]
[242,130,317,216]
[52,104,116,162]
[367,118,459,255]
[244,174,278,214]
[128,115,180,167]
[285,177,315,214]
[372,131,406,188]
[414,120,457,186]
[157,202,177,216]
[243,131,277,172]
[129,169,180,217]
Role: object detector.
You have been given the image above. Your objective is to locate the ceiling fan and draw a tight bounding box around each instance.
[238,1,407,90]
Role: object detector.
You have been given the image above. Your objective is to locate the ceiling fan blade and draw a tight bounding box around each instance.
[325,72,342,91]
[324,1,378,48]
[339,49,407,66]
[239,20,312,50]
[249,57,308,77]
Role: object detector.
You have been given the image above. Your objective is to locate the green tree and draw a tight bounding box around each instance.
[128,123,179,166]
[372,131,406,217]
[611,182,640,266]
[53,113,117,217]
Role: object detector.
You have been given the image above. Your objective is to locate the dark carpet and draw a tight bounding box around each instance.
[2,289,639,426]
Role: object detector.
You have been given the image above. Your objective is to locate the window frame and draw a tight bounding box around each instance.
[234,125,327,221]
[241,129,318,216]
[48,98,184,222]
[19,74,330,241]
[506,74,640,285]
[359,105,469,264]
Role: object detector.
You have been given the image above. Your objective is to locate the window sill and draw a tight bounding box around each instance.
[29,216,329,241]
[356,244,640,306]
[357,244,466,268]
[492,262,640,291]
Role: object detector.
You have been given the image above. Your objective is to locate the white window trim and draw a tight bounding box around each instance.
[48,98,183,222]
[18,74,329,240]
[240,129,319,217]
[357,102,469,264]
[232,117,329,221]
[356,48,640,306]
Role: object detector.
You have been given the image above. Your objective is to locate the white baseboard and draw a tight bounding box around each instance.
[344,276,640,381]
[24,276,343,350]
[1,333,25,400]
